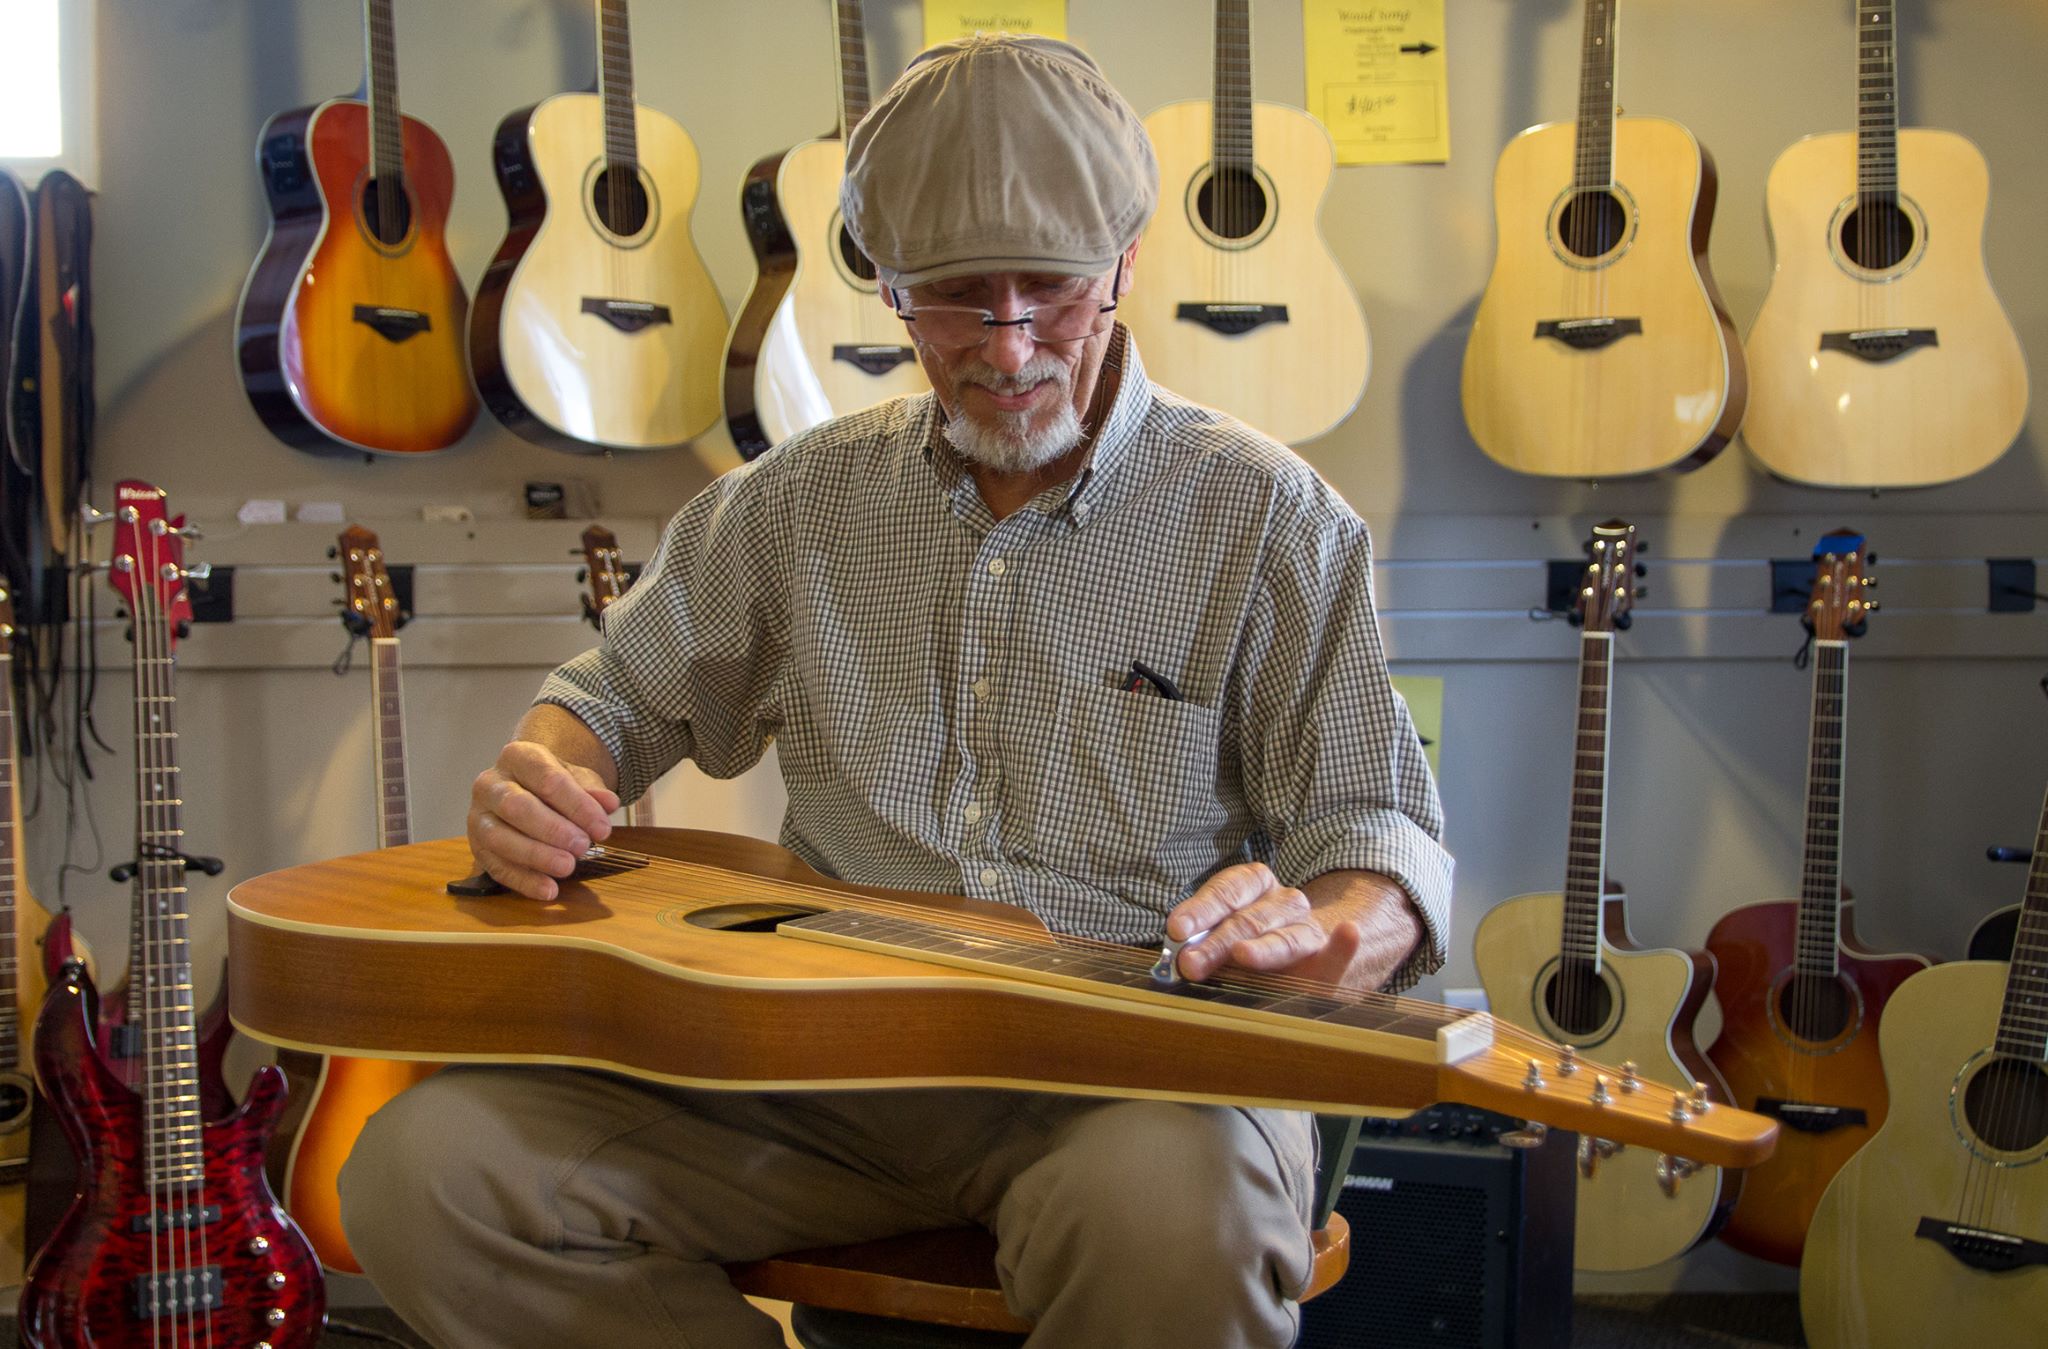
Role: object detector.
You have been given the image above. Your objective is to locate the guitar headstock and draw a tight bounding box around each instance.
[1571,519,1642,634]
[0,582,15,659]
[1805,530,1875,641]
[579,525,630,628]
[105,481,197,652]
[337,525,404,639]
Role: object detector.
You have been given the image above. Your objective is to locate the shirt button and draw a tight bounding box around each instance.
[988,557,1008,576]
[964,802,982,824]
[971,678,991,700]
[979,867,999,887]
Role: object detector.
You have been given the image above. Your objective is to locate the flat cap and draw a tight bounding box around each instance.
[841,34,1158,290]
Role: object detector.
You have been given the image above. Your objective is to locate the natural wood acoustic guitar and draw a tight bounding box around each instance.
[470,0,726,453]
[223,829,1778,1174]
[578,524,656,828]
[721,0,927,459]
[1474,521,1737,1271]
[1703,531,1930,1266]
[1743,0,2026,488]
[234,0,477,456]
[1800,782,2048,1348]
[1117,0,1368,446]
[1461,0,1744,478]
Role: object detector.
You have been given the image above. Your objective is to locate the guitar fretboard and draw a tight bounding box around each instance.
[1794,642,1848,975]
[372,639,411,849]
[1571,0,1619,190]
[1994,785,2048,1061]
[363,0,405,188]
[1855,0,1900,201]
[835,0,870,136]
[598,0,640,174]
[1560,631,1613,967]
[0,649,21,1071]
[1211,0,1255,178]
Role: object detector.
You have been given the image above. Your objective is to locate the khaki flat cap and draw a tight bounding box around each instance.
[841,34,1158,290]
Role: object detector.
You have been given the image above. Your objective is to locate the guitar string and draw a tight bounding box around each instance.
[134,537,177,1345]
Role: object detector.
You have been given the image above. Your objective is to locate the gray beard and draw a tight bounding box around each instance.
[940,356,1085,474]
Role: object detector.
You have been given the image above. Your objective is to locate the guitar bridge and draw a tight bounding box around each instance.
[1818,328,1938,363]
[131,1265,224,1318]
[351,306,430,344]
[1753,1098,1867,1134]
[831,345,918,376]
[581,298,673,334]
[1534,317,1642,350]
[1175,303,1289,336]
[1915,1217,2048,1272]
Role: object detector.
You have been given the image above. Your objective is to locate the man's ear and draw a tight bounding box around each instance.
[1118,241,1140,296]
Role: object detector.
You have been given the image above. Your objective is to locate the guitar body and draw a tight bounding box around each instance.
[722,147,801,457]
[1121,100,1369,446]
[283,1055,439,1274]
[1802,961,2048,1348]
[236,98,476,456]
[1704,899,1929,1265]
[1744,129,2027,487]
[0,887,93,1286]
[20,965,323,1347]
[1474,890,1732,1270]
[471,93,726,452]
[1462,116,1745,478]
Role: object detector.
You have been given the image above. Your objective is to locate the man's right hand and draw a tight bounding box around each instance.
[469,740,622,900]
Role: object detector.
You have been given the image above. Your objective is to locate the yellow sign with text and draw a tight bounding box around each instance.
[1303,1,1450,165]
[923,1,1067,46]
[1390,675,1444,778]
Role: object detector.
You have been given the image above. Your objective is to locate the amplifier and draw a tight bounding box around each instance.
[1297,1104,1576,1349]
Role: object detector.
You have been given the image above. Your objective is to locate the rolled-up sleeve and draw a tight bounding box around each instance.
[1232,493,1452,992]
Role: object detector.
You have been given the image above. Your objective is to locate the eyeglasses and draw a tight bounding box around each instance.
[890,259,1123,351]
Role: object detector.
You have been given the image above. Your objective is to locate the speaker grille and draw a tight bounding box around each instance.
[1300,1180,1494,1348]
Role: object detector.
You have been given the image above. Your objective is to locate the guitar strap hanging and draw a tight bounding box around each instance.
[34,171,92,566]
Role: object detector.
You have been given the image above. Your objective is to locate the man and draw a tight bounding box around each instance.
[341,34,1451,1348]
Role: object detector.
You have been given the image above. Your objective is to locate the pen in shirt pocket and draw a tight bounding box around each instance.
[1122,659,1182,701]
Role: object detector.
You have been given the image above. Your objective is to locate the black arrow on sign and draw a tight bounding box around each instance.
[1401,41,1438,55]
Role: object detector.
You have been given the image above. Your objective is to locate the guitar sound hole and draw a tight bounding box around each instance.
[1543,963,1613,1038]
[1838,200,1917,271]
[0,1080,26,1126]
[1557,189,1626,260]
[837,224,879,283]
[1196,168,1269,241]
[1963,1057,2048,1153]
[592,166,651,237]
[1775,972,1854,1042]
[359,174,413,246]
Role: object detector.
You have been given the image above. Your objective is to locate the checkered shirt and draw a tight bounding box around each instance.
[538,331,1452,990]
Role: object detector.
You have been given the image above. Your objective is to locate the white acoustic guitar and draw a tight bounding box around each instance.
[1116,0,1368,446]
[1743,0,2026,488]
[469,0,726,452]
[721,0,928,458]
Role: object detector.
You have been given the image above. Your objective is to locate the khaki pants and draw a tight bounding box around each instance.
[338,1066,1318,1348]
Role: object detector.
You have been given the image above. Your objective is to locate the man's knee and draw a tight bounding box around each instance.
[338,1067,525,1271]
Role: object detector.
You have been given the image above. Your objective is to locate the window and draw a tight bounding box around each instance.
[0,0,95,181]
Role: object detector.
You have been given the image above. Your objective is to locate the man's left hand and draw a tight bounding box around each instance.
[1165,863,1421,993]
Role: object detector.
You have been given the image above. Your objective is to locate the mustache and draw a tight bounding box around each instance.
[950,355,1070,397]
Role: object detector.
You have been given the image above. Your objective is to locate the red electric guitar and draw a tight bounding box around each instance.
[19,481,324,1347]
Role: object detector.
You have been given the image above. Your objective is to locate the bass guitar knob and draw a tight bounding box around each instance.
[266,1307,287,1326]
[246,1234,270,1254]
[267,1270,288,1288]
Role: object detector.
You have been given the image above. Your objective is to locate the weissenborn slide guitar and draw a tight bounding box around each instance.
[224,829,1778,1174]
[1461,0,1744,478]
[1702,532,1928,1267]
[470,0,727,453]
[1800,782,2048,1349]
[1117,0,1369,446]
[721,0,926,458]
[1473,521,1737,1272]
[1742,0,2026,488]
[235,0,477,457]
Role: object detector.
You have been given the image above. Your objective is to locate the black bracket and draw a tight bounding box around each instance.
[1988,558,2039,613]
[1174,303,1289,336]
[189,566,233,623]
[1915,1217,2048,1272]
[351,305,430,343]
[580,298,672,333]
[830,344,918,376]
[1534,317,1642,350]
[1545,560,1586,616]
[1754,1098,1867,1134]
[1819,328,1937,364]
[1771,559,1817,614]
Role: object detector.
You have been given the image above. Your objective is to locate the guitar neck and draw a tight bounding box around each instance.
[371,639,412,849]
[1793,642,1849,974]
[597,0,640,174]
[834,0,870,139]
[1210,0,1255,176]
[1571,0,1619,190]
[0,652,21,1072]
[363,0,405,183]
[1994,784,2048,1060]
[1855,0,1900,202]
[1560,630,1613,968]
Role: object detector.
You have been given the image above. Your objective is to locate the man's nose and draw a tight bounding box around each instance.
[981,320,1037,373]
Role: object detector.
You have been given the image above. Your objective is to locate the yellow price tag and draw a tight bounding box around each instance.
[922,0,1067,46]
[1303,0,1450,165]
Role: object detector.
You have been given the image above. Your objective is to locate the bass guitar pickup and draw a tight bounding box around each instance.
[1753,1098,1867,1134]
[581,298,673,334]
[1175,303,1289,336]
[1915,1217,2048,1272]
[130,1204,222,1234]
[131,1265,224,1318]
[1818,328,1938,363]
[1533,317,1642,350]
[832,345,918,376]
[351,306,431,344]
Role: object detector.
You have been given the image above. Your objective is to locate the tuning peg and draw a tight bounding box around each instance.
[80,505,113,529]
[1591,1074,1612,1106]
[1864,601,1880,613]
[1656,1154,1701,1198]
[1634,587,1648,599]
[183,562,212,582]
[326,545,339,560]
[1688,1081,1712,1114]
[1862,577,1878,589]
[1634,563,1647,578]
[1865,551,1878,565]
[175,524,203,541]
[1498,1121,1548,1150]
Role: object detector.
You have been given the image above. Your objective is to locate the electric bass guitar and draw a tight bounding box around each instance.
[1473,520,1737,1271]
[1461,0,1744,478]
[235,0,477,456]
[1704,531,1929,1266]
[1801,781,2048,1347]
[471,0,726,453]
[1117,0,1368,446]
[20,481,324,1347]
[579,524,655,827]
[722,0,927,458]
[1742,0,2026,488]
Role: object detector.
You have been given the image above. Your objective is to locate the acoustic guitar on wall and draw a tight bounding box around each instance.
[470,0,727,453]
[235,0,477,456]
[1461,0,1744,479]
[1116,0,1368,446]
[1742,0,2026,488]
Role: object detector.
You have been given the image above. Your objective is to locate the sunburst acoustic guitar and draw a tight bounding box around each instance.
[234,0,476,456]
[1801,781,2048,1348]
[1461,0,1744,478]
[470,0,726,453]
[1473,520,1737,1271]
[1703,530,1930,1266]
[721,0,927,459]
[1117,0,1368,446]
[1743,0,2026,488]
